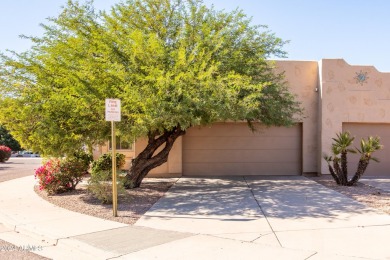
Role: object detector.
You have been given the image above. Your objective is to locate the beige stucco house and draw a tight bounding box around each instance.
[95,59,390,177]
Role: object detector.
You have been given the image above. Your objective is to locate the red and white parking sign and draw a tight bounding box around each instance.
[105,99,121,121]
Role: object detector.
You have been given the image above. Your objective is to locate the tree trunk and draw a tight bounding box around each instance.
[333,159,347,186]
[340,151,348,185]
[333,158,348,186]
[327,164,341,185]
[124,126,185,188]
[347,158,369,186]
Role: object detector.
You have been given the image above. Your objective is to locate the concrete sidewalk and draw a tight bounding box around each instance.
[0,176,389,259]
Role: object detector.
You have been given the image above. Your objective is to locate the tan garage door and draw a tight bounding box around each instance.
[343,123,390,176]
[183,123,302,176]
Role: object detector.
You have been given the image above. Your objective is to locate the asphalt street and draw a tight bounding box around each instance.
[0,158,42,183]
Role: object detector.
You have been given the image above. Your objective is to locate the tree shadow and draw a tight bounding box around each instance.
[143,176,382,221]
[144,177,263,218]
[245,176,377,220]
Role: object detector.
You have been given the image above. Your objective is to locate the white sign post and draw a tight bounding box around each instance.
[105,99,121,217]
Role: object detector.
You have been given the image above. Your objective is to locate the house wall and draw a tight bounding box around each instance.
[274,60,319,174]
[319,59,390,174]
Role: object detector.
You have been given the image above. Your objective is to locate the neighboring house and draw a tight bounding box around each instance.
[96,59,390,177]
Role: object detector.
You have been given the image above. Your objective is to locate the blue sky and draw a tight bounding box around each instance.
[1,0,389,71]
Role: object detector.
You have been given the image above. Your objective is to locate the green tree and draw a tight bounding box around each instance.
[0,125,22,151]
[0,0,302,188]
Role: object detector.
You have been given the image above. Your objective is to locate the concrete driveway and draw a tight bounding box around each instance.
[133,176,390,260]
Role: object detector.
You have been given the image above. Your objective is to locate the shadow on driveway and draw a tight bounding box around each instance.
[146,176,379,220]
[145,177,262,219]
[245,176,376,220]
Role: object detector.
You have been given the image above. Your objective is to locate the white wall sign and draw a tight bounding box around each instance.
[105,99,121,122]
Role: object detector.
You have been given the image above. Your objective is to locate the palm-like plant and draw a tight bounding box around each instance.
[348,136,383,186]
[331,132,355,185]
[324,132,382,186]
[323,154,340,185]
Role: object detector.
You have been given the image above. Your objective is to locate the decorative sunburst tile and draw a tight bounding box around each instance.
[354,70,369,85]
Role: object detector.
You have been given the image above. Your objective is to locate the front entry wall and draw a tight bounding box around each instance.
[183,123,302,176]
[320,59,390,174]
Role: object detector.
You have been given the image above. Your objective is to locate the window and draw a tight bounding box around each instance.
[109,136,133,150]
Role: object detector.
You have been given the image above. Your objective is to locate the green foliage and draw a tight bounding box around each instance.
[331,132,356,155]
[91,153,126,178]
[323,154,333,163]
[0,126,22,151]
[87,171,127,204]
[0,0,301,158]
[72,150,93,172]
[88,152,128,203]
[59,157,89,188]
[356,136,382,162]
[0,145,12,162]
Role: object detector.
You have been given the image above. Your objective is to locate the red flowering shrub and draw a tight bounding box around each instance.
[35,156,90,194]
[0,146,12,162]
[35,159,61,194]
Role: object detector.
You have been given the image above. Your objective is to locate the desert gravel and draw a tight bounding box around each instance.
[309,175,390,214]
[34,177,177,225]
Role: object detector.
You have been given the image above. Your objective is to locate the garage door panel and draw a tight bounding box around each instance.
[183,123,302,176]
[184,162,300,176]
[183,136,300,150]
[343,124,390,137]
[343,123,390,176]
[187,124,300,137]
[183,149,300,163]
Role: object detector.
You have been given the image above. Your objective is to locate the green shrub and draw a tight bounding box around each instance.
[91,153,125,179]
[87,171,126,204]
[88,153,127,203]
[72,150,93,173]
[0,145,12,162]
